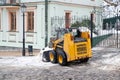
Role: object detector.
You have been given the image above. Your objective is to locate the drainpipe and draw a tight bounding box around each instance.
[45,0,48,47]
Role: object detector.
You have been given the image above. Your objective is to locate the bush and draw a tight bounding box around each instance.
[71,19,96,29]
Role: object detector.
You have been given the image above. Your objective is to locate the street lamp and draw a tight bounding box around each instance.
[21,3,26,56]
[45,0,48,47]
[90,13,94,48]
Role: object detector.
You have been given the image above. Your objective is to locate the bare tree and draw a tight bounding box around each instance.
[104,0,120,6]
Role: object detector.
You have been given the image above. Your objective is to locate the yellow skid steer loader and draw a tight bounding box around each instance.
[42,28,92,66]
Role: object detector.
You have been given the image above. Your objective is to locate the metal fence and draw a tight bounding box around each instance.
[95,16,120,48]
[51,16,90,36]
[51,16,120,48]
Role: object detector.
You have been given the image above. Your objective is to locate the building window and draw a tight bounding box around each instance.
[10,12,16,31]
[0,13,1,30]
[10,0,16,3]
[27,12,34,31]
[65,12,70,28]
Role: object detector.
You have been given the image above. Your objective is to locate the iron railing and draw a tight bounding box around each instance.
[51,16,120,48]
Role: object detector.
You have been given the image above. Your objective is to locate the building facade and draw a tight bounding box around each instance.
[0,0,103,49]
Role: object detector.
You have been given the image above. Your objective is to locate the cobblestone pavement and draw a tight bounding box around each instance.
[0,48,120,80]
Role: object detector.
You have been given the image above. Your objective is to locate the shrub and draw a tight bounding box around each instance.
[71,19,96,29]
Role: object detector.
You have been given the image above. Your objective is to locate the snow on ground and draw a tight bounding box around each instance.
[0,56,57,68]
[0,47,57,68]
[0,47,120,71]
[92,47,120,71]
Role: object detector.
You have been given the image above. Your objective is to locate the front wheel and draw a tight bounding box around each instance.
[58,53,67,66]
[49,50,57,63]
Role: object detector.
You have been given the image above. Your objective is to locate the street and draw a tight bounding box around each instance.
[0,47,120,80]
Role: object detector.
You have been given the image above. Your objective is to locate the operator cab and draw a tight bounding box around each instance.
[70,28,87,42]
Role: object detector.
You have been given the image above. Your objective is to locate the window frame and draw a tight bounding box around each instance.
[9,11,16,31]
[65,12,71,28]
[26,11,34,32]
[10,0,16,4]
[0,12,2,31]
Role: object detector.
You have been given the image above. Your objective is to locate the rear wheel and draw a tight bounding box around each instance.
[49,50,57,63]
[58,53,67,66]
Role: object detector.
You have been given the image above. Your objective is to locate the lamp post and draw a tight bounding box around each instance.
[90,13,94,48]
[21,4,26,56]
[45,0,48,47]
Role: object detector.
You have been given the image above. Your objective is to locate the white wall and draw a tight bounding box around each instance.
[21,0,103,7]
[21,0,44,3]
[48,3,103,37]
[0,0,103,49]
[52,0,102,7]
[36,4,46,49]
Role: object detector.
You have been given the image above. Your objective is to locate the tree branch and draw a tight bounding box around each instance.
[104,0,117,6]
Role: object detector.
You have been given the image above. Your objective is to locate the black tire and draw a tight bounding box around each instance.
[42,51,50,62]
[58,52,67,66]
[49,50,57,63]
[80,58,89,63]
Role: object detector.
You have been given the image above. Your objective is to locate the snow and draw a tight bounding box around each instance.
[0,56,57,68]
[92,47,105,50]
[79,27,120,38]
[0,47,57,68]
[102,53,120,65]
[92,47,120,71]
[0,47,120,71]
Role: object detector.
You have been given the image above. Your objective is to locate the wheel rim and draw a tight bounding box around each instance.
[58,55,63,64]
[50,52,54,61]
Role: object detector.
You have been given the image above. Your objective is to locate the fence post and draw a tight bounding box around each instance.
[90,13,94,48]
[45,0,48,47]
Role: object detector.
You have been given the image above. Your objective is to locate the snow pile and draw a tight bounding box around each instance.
[79,27,97,37]
[0,47,56,68]
[36,47,53,62]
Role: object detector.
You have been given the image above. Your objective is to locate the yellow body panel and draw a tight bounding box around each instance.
[63,34,75,61]
[52,31,92,62]
[63,32,92,62]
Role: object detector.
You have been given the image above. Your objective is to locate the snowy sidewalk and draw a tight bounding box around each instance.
[0,50,39,56]
[0,56,57,68]
[0,47,120,69]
